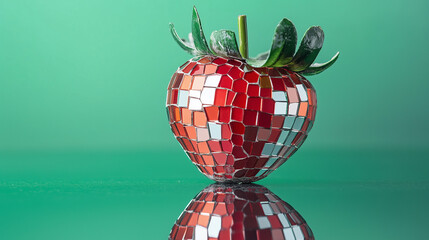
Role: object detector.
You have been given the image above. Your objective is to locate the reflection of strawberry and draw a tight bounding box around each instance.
[169,184,314,240]
[166,7,339,182]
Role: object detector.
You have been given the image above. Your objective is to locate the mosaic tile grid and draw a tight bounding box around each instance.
[166,56,317,182]
[169,184,314,240]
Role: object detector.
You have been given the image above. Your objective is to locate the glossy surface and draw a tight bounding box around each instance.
[166,56,317,182]
[0,149,428,240]
[170,184,313,240]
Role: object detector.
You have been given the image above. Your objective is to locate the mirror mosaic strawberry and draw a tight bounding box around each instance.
[167,7,339,182]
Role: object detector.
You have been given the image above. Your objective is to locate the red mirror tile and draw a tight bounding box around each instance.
[219,107,231,123]
[232,79,248,93]
[258,112,272,128]
[182,61,197,73]
[214,89,227,106]
[232,134,244,146]
[217,64,233,75]
[231,108,244,121]
[243,110,257,125]
[271,77,286,91]
[232,93,246,108]
[221,124,232,139]
[212,57,228,65]
[260,88,271,98]
[205,106,219,121]
[230,122,245,134]
[228,67,244,79]
[247,84,260,97]
[244,71,259,83]
[283,76,295,88]
[244,127,258,141]
[208,140,222,152]
[247,97,261,111]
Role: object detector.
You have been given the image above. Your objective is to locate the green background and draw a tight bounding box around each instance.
[0,0,428,239]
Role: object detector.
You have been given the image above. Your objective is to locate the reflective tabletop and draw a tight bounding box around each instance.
[0,148,428,239]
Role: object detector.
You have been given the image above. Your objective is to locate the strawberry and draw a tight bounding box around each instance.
[166,7,339,183]
[169,184,314,240]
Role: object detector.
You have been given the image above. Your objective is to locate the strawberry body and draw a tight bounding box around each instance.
[168,7,338,182]
[166,56,317,182]
[169,184,314,240]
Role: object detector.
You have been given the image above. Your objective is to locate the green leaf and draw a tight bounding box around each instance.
[192,6,212,55]
[169,23,196,55]
[287,26,324,71]
[247,18,297,67]
[272,18,297,67]
[301,52,340,76]
[210,30,242,58]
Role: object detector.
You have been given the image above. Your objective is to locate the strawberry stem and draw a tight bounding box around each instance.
[238,15,248,59]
